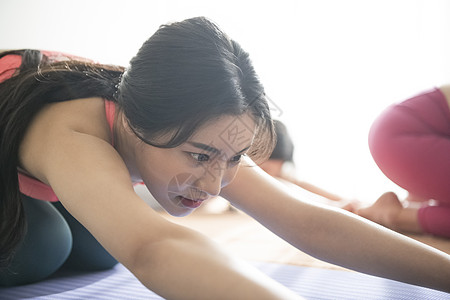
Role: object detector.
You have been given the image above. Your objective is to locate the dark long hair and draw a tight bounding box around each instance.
[118,17,275,159]
[0,17,274,269]
[0,50,123,269]
[270,120,294,163]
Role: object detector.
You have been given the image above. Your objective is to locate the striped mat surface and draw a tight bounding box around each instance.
[1,261,449,299]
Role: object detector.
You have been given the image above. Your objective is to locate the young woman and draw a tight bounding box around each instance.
[358,86,450,239]
[0,17,449,299]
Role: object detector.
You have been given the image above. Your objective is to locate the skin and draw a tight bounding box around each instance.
[17,96,450,298]
[356,84,450,235]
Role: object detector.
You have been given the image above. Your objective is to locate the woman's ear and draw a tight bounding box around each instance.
[119,111,134,134]
[116,110,141,147]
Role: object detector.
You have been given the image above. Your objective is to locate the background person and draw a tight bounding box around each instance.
[357,86,450,239]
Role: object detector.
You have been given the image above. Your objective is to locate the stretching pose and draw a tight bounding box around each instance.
[358,86,450,239]
[0,18,449,299]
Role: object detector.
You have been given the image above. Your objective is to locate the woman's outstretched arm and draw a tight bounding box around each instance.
[221,158,450,293]
[19,121,301,299]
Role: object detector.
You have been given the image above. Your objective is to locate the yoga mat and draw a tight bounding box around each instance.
[1,261,449,299]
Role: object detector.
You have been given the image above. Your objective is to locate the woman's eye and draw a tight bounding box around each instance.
[230,154,242,164]
[190,153,210,162]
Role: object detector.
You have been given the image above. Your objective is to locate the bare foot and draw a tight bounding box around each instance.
[356,192,403,229]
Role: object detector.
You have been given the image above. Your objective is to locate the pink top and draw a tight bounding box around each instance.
[0,54,22,83]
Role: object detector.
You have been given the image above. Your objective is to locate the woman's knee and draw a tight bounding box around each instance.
[51,201,118,271]
[0,196,72,286]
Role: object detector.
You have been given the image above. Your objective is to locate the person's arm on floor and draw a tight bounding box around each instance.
[221,158,450,293]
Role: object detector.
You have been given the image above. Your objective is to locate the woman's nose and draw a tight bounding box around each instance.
[199,163,225,197]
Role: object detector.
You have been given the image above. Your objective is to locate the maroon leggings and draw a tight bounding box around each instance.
[369,88,450,238]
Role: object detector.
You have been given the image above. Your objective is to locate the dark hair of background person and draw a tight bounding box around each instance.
[270,120,294,163]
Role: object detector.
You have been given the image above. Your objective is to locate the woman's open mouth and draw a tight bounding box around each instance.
[177,196,203,209]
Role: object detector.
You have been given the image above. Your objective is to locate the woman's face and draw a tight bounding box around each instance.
[133,114,257,216]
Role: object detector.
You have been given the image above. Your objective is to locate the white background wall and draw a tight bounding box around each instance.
[1,0,449,203]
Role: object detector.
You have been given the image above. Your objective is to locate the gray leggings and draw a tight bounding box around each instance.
[0,195,117,286]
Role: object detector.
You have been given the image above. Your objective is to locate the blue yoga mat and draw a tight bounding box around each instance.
[1,261,449,299]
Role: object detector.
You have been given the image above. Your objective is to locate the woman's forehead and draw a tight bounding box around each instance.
[188,114,257,153]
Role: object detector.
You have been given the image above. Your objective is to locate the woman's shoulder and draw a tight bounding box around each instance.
[19,97,113,161]
[33,97,111,140]
[18,97,114,180]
